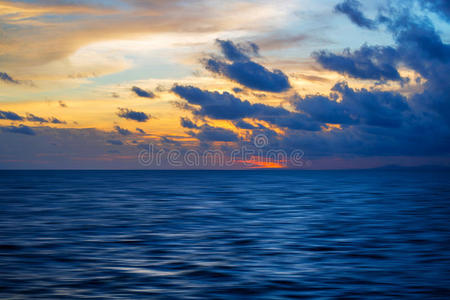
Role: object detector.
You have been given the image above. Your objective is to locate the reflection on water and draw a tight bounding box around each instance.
[0,170,449,299]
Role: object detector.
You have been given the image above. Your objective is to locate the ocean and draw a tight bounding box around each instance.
[0,170,449,299]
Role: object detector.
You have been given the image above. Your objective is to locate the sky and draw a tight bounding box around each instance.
[0,0,449,169]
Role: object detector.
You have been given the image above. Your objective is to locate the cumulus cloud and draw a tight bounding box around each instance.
[215,39,259,62]
[172,85,320,131]
[280,2,450,157]
[131,86,155,99]
[294,82,409,128]
[202,39,291,93]
[327,1,450,125]
[171,2,450,159]
[313,45,402,81]
[117,108,150,122]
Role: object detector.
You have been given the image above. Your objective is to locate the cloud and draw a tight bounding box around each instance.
[215,39,259,62]
[160,136,181,146]
[114,125,132,136]
[131,86,155,99]
[334,0,377,30]
[117,108,150,122]
[202,40,291,93]
[419,0,450,21]
[284,5,450,157]
[172,85,286,120]
[180,117,199,129]
[106,139,123,146]
[136,128,146,134]
[192,125,239,142]
[170,3,450,159]
[26,113,48,123]
[49,117,66,124]
[0,126,173,169]
[233,119,257,129]
[2,110,66,124]
[0,72,19,84]
[313,45,402,81]
[0,110,23,121]
[172,85,320,131]
[294,81,409,128]
[326,3,450,125]
[0,125,35,135]
[0,0,282,71]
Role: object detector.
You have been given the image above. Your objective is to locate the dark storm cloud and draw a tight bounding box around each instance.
[192,125,239,142]
[318,1,450,124]
[172,85,320,131]
[117,108,150,122]
[313,45,402,81]
[0,125,35,135]
[172,1,450,157]
[334,0,377,29]
[285,2,450,157]
[114,125,132,136]
[0,110,23,121]
[0,72,19,84]
[131,86,155,99]
[180,117,199,129]
[373,7,450,124]
[202,40,291,93]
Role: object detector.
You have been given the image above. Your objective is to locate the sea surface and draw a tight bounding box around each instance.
[0,170,450,299]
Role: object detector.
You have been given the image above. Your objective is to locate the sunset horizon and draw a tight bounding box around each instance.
[1,1,450,299]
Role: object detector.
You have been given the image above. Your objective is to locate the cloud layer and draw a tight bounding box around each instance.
[202,40,291,92]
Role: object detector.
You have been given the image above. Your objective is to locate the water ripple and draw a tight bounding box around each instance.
[0,170,449,299]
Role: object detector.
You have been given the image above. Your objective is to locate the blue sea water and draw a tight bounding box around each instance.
[0,170,450,299]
